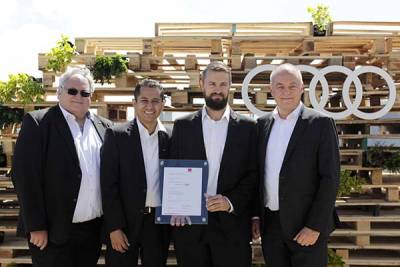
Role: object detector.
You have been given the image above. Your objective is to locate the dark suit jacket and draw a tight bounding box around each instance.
[12,105,112,244]
[256,106,340,239]
[100,119,170,242]
[170,109,258,244]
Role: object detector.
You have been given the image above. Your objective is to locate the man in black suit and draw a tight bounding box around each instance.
[12,67,113,267]
[101,79,170,267]
[170,62,258,267]
[252,63,340,267]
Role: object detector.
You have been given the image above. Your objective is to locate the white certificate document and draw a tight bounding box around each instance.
[161,167,203,216]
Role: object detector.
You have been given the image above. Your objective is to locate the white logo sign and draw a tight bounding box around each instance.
[241,65,396,120]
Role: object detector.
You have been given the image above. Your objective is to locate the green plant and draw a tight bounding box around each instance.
[47,35,75,73]
[307,4,332,32]
[367,144,400,173]
[0,105,24,126]
[328,248,345,266]
[92,54,128,85]
[338,170,365,197]
[0,74,44,105]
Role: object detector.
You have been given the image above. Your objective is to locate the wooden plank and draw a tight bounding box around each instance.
[387,187,400,202]
[185,55,198,70]
[171,91,188,105]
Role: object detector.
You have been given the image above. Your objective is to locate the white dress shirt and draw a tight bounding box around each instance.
[264,102,303,211]
[202,106,230,196]
[137,119,167,207]
[59,105,103,223]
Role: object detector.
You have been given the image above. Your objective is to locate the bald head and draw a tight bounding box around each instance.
[269,63,304,119]
[270,63,303,86]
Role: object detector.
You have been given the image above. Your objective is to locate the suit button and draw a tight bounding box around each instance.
[280,196,285,201]
[73,198,77,203]
[280,176,286,180]
[77,174,82,179]
[143,189,147,193]
[139,209,144,213]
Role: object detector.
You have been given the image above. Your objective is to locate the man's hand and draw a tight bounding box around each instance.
[170,216,192,226]
[110,229,130,253]
[293,227,320,246]
[251,218,261,240]
[30,230,48,250]
[206,194,230,212]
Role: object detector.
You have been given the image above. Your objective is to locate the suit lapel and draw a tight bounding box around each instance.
[53,106,80,165]
[282,106,308,166]
[90,115,106,142]
[217,110,238,191]
[193,110,207,159]
[158,130,169,159]
[259,114,274,178]
[127,119,147,180]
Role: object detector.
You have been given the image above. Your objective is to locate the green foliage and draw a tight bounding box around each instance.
[328,248,345,266]
[338,170,365,197]
[307,4,332,31]
[0,74,44,105]
[92,54,128,85]
[367,144,400,173]
[0,105,24,126]
[47,35,75,73]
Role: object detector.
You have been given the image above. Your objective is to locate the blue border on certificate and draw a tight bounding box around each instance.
[155,159,208,224]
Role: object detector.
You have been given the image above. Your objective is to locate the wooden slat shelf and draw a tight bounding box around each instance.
[2,21,399,267]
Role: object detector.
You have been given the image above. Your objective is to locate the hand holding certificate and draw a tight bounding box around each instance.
[155,160,208,225]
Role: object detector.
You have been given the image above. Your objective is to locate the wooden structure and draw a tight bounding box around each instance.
[1,21,400,266]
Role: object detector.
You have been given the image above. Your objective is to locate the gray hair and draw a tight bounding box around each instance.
[57,67,95,96]
[270,63,303,85]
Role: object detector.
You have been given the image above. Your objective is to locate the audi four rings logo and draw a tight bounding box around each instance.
[241,65,397,120]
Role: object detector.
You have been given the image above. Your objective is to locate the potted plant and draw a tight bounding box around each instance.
[366,144,400,173]
[307,4,332,36]
[0,74,44,105]
[92,54,128,85]
[338,170,365,197]
[328,248,345,267]
[47,35,76,73]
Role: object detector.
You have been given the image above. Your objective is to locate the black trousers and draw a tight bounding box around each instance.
[261,208,328,267]
[105,211,170,267]
[173,224,251,267]
[28,217,102,267]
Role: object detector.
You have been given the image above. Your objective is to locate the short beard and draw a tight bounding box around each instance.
[204,93,228,111]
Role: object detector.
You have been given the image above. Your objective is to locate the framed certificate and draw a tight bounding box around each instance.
[155,159,208,224]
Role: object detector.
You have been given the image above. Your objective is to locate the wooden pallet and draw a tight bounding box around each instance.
[155,22,313,37]
[332,21,400,37]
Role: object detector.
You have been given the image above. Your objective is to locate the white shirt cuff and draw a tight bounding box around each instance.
[224,196,234,213]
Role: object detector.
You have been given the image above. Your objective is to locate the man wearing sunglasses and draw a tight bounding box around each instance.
[101,79,170,267]
[12,67,113,267]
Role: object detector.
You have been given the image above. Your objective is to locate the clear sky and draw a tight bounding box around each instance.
[1,0,399,80]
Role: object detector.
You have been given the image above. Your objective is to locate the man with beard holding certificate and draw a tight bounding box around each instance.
[101,79,170,267]
[169,62,258,267]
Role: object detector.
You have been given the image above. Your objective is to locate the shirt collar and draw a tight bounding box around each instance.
[59,104,92,121]
[136,118,166,137]
[202,105,231,122]
[272,102,303,121]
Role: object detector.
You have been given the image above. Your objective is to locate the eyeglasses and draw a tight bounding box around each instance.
[66,88,91,98]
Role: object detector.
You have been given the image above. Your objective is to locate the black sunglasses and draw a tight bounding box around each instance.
[66,88,91,98]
